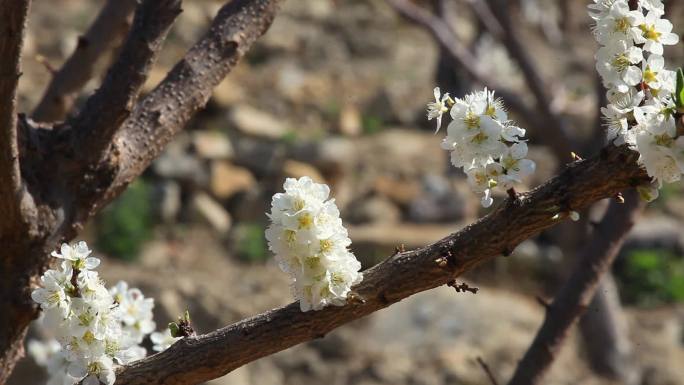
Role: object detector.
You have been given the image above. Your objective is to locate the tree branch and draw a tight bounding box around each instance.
[0,0,30,233]
[68,0,182,165]
[31,0,138,123]
[385,0,574,159]
[507,189,644,385]
[114,145,648,385]
[69,0,283,223]
[469,0,577,158]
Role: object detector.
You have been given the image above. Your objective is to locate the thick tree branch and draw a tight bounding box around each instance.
[31,0,138,123]
[385,0,574,159]
[68,0,181,164]
[0,0,30,234]
[507,189,644,385]
[114,146,648,385]
[71,0,283,222]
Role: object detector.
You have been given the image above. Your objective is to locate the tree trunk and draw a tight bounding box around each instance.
[579,273,640,384]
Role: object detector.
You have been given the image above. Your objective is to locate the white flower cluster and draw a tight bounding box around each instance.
[265,177,362,312]
[30,242,156,385]
[591,0,682,197]
[428,88,536,207]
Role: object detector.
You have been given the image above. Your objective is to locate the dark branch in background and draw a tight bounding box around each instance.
[385,0,574,159]
[68,0,182,165]
[0,0,31,233]
[69,0,283,223]
[579,273,639,382]
[31,0,138,123]
[481,0,576,152]
[115,146,648,385]
[507,189,644,385]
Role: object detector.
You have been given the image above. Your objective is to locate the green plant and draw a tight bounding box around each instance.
[616,248,684,306]
[95,179,154,261]
[362,114,383,135]
[234,222,269,263]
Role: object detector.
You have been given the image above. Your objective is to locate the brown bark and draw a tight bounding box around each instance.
[69,0,182,163]
[0,2,35,381]
[0,0,30,233]
[579,274,639,384]
[507,189,644,385]
[31,0,138,123]
[115,146,648,385]
[72,0,283,225]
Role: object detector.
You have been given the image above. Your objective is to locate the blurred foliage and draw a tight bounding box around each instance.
[281,130,299,146]
[362,115,383,135]
[234,222,269,263]
[95,180,154,261]
[616,248,684,306]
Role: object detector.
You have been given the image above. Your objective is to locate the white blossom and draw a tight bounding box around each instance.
[591,0,683,192]
[633,11,679,55]
[150,329,181,352]
[266,177,362,311]
[595,40,643,92]
[30,241,157,385]
[427,87,451,133]
[435,88,535,207]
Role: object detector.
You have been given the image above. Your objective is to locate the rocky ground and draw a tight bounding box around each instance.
[9,0,684,384]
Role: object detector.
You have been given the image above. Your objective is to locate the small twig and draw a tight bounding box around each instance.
[447,280,479,294]
[477,356,501,385]
[535,295,551,310]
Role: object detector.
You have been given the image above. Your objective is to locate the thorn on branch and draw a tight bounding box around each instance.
[447,280,478,294]
[615,193,625,203]
[570,152,583,161]
[76,35,90,50]
[476,356,500,385]
[34,54,56,75]
[507,187,517,201]
[535,295,551,310]
[394,244,406,254]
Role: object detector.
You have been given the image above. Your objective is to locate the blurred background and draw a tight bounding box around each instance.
[9,0,684,384]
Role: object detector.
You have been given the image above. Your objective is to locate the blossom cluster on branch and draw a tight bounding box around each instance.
[427,88,536,207]
[591,0,681,199]
[266,177,363,312]
[29,242,164,385]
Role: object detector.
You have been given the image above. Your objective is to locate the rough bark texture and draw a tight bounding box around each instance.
[507,189,644,385]
[31,0,138,123]
[0,1,33,382]
[115,147,648,385]
[0,0,30,233]
[69,0,182,162]
[77,0,283,223]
